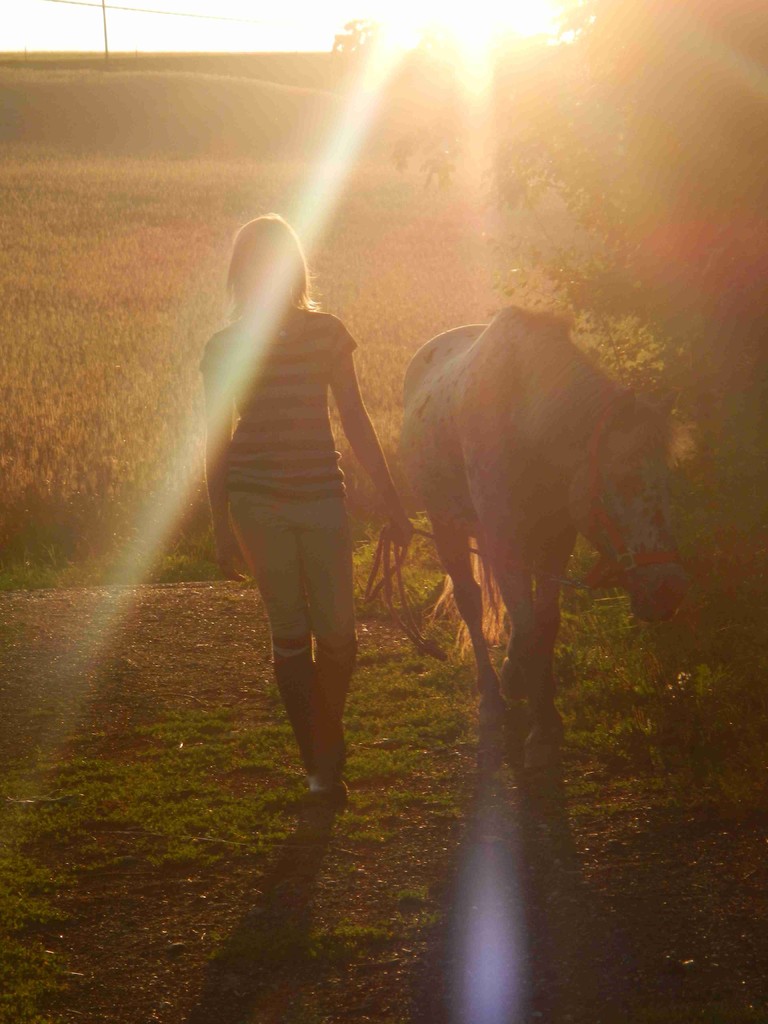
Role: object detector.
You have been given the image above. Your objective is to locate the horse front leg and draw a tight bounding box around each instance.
[430,520,505,730]
[522,576,565,768]
[490,561,536,759]
[497,571,562,765]
[499,528,575,768]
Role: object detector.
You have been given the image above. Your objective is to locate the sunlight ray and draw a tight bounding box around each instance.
[27,37,406,752]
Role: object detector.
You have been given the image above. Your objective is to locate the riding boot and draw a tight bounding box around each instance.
[274,648,316,775]
[311,637,357,785]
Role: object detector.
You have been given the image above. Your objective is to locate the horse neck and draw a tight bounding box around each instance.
[524,346,618,474]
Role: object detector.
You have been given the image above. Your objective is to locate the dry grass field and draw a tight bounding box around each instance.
[0,50,338,89]
[0,68,341,156]
[0,66,518,566]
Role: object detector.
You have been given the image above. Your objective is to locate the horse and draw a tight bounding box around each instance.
[400,306,689,768]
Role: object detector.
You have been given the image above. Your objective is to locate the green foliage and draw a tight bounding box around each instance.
[557,571,768,807]
[497,0,768,384]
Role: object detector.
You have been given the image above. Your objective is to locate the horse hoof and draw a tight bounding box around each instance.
[503,701,528,764]
[477,736,504,775]
[523,743,561,770]
[479,693,506,730]
[523,725,562,769]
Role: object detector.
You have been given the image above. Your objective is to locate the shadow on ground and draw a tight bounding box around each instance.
[186,801,339,1024]
[409,720,768,1023]
[410,764,609,1023]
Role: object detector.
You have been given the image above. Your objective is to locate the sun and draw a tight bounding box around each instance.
[381,1,560,53]
[441,1,559,45]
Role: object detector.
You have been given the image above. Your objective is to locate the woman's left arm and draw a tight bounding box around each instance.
[202,370,246,579]
[330,351,413,547]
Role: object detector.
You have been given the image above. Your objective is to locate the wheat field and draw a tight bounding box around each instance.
[1,131,515,562]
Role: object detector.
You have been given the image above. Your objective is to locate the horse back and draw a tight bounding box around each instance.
[402,309,569,533]
[401,325,486,522]
[403,325,486,404]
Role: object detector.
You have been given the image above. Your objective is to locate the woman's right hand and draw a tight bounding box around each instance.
[216,534,247,580]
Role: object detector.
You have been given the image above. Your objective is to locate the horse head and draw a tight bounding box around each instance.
[569,391,690,622]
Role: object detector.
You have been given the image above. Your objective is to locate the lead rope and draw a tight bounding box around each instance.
[362,526,597,663]
[362,526,448,661]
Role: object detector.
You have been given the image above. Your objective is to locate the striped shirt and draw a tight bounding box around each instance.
[200,309,357,500]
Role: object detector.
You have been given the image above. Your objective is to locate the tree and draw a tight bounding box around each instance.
[495,0,768,396]
[332,19,381,58]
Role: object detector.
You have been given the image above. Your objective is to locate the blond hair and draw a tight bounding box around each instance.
[227,214,315,318]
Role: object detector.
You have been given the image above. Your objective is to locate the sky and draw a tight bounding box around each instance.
[6,0,558,54]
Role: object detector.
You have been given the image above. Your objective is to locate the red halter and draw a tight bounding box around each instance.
[583,394,681,589]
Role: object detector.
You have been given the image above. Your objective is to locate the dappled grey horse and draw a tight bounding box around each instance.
[401,307,689,767]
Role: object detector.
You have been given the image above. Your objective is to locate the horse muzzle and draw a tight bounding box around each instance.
[627,562,689,622]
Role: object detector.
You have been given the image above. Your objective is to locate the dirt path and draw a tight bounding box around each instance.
[2,583,767,1023]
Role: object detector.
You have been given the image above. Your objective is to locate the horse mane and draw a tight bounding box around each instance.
[504,305,692,467]
[619,396,695,467]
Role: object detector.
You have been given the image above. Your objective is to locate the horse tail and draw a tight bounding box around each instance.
[430,536,506,653]
[476,541,505,647]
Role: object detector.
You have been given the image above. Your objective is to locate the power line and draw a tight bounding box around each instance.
[36,0,276,24]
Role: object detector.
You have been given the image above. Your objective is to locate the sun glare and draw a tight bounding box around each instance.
[384,0,559,54]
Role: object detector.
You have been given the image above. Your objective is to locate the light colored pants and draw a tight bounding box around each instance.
[229,492,356,660]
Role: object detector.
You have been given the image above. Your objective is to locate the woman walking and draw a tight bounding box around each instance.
[201,214,412,805]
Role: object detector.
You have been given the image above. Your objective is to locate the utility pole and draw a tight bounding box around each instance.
[101,0,109,63]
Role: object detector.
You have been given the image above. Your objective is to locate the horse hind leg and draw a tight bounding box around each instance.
[496,530,575,769]
[430,520,506,730]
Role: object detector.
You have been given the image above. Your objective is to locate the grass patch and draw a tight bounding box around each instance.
[224,921,392,967]
[0,617,476,1022]
[619,1004,766,1024]
[0,701,302,1020]
[0,783,71,1024]
[0,941,61,1024]
[21,711,300,869]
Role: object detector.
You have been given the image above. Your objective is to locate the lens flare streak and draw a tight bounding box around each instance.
[453,803,526,1024]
